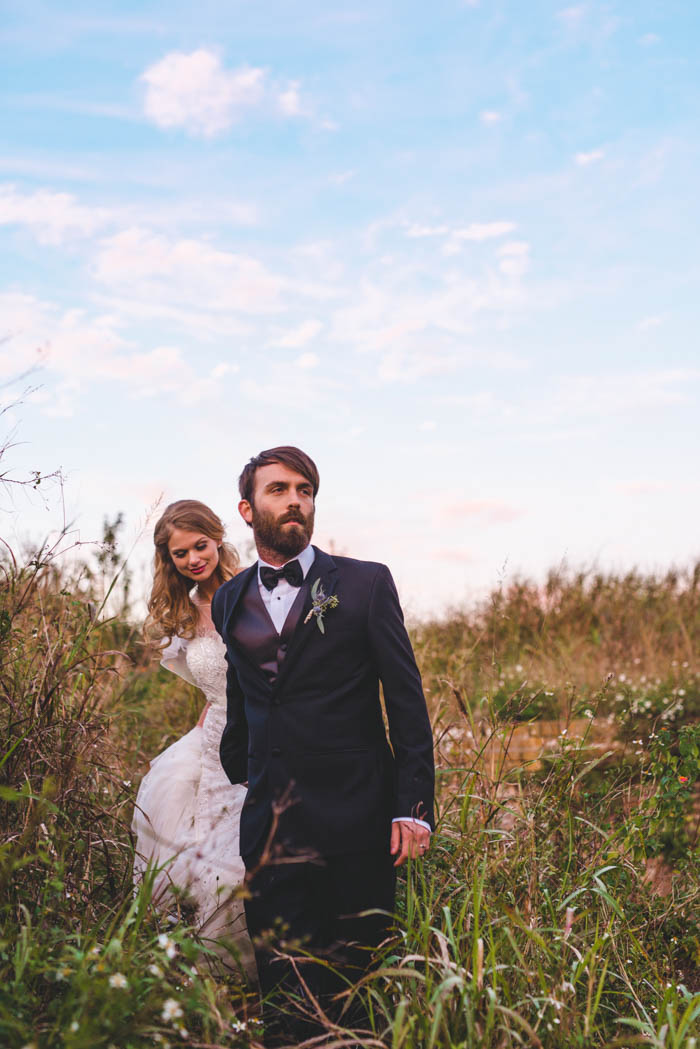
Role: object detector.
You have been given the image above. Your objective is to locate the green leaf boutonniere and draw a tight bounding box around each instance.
[303,579,339,634]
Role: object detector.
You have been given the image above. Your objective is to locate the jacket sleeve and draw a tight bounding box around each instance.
[212,586,249,785]
[367,564,435,828]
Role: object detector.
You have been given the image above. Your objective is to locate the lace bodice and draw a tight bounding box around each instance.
[185,629,227,704]
[161,632,227,708]
[186,634,227,706]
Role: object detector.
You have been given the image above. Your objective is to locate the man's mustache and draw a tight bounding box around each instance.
[279,511,307,525]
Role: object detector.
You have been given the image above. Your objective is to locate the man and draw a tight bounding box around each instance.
[212,446,434,1046]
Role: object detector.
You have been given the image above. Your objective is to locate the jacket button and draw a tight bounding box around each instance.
[271,747,282,757]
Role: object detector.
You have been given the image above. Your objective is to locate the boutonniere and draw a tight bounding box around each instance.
[303,579,339,634]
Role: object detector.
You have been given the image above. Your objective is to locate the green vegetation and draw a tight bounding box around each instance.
[1,537,699,1047]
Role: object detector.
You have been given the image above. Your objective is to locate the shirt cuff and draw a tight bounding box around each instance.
[392,817,432,832]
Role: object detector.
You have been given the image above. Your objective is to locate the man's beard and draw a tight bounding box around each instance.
[251,505,315,559]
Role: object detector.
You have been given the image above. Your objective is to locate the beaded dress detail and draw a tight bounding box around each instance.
[132,631,252,972]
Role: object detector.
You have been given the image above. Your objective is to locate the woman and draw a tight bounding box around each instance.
[132,499,254,974]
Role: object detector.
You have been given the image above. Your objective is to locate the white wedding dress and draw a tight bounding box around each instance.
[132,626,254,974]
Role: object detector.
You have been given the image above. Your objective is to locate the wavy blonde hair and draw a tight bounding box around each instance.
[145,500,240,644]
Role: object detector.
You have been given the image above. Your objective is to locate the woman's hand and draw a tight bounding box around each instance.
[196,702,211,728]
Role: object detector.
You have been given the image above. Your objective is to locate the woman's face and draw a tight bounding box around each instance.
[167,527,220,585]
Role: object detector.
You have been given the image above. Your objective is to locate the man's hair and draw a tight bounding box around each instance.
[238,446,320,505]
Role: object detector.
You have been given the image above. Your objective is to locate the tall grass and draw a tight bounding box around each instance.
[1,540,698,1047]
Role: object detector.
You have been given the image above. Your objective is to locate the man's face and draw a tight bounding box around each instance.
[239,462,315,559]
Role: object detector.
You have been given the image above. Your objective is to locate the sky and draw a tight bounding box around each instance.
[1,0,699,617]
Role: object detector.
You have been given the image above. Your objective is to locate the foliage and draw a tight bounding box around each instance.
[1,536,699,1047]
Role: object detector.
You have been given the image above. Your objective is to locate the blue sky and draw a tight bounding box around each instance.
[1,0,698,615]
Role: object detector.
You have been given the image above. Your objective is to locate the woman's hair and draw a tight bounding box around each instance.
[145,499,239,644]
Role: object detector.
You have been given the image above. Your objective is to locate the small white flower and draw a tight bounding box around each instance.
[108,972,128,989]
[162,998,184,1023]
[178,1029,189,1040]
[70,1021,79,1032]
[232,1019,248,1032]
[149,964,164,978]
[158,933,178,960]
[55,967,70,982]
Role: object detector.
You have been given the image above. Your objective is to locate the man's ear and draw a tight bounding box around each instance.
[238,499,254,527]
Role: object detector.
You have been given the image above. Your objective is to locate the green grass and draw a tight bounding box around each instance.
[1,546,699,1047]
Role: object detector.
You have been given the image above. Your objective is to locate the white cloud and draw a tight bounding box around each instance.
[141,50,266,137]
[439,499,522,524]
[278,80,304,116]
[406,219,516,257]
[638,33,660,46]
[457,222,517,241]
[557,5,587,26]
[575,148,604,166]
[0,183,109,245]
[295,352,319,369]
[273,319,323,348]
[637,315,663,331]
[0,291,234,413]
[480,110,502,125]
[406,224,450,238]
[94,227,287,314]
[553,369,700,417]
[498,240,531,277]
[328,170,356,186]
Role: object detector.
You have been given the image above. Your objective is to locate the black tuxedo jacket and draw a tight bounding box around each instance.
[211,547,435,860]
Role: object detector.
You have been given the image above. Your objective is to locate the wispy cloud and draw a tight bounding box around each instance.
[439,499,523,525]
[0,183,110,244]
[0,291,236,414]
[273,319,323,348]
[575,148,605,166]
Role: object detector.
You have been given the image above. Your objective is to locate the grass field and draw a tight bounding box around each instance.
[1,539,699,1048]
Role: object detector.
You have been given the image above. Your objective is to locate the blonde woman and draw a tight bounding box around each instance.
[132,500,253,972]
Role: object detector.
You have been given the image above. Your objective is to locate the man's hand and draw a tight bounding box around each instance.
[390,820,431,867]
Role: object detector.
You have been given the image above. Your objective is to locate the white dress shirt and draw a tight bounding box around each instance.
[257,544,316,633]
[255,545,431,835]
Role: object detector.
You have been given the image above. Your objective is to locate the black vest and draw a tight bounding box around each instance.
[230,571,308,683]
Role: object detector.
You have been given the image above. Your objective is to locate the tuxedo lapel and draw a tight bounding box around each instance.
[220,563,257,639]
[273,547,339,692]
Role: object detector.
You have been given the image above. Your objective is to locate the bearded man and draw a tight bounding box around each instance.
[211,445,434,1046]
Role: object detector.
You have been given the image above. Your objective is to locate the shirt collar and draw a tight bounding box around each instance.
[257,544,315,581]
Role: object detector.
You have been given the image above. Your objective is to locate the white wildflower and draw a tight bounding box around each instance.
[232,1019,248,1032]
[108,972,128,989]
[158,934,178,960]
[149,964,164,978]
[162,998,184,1023]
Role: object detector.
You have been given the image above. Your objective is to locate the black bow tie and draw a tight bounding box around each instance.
[260,560,304,591]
